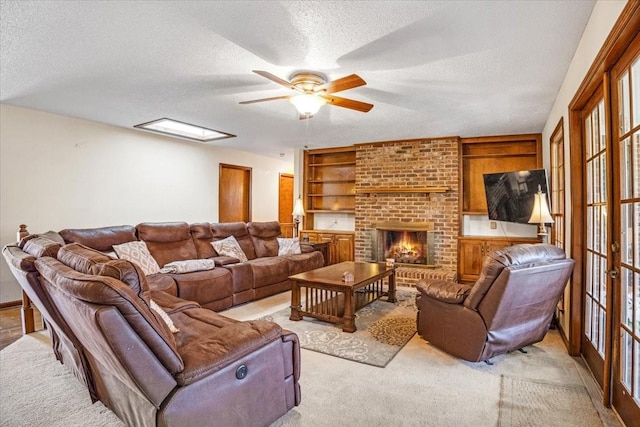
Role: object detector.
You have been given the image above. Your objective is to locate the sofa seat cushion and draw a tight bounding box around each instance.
[282,251,324,276]
[150,290,200,314]
[170,308,282,385]
[248,257,290,289]
[166,269,233,306]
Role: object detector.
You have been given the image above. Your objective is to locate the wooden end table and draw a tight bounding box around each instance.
[289,261,396,333]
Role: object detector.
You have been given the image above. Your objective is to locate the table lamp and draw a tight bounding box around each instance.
[528,185,553,243]
[292,196,305,238]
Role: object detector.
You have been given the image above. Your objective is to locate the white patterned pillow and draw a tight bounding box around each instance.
[150,299,179,333]
[112,241,160,275]
[211,236,248,262]
[159,259,215,274]
[277,237,301,256]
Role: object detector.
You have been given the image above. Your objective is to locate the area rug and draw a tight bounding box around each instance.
[498,376,603,426]
[260,289,417,367]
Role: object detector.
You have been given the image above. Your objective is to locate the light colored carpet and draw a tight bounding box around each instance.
[260,289,417,367]
[0,288,621,427]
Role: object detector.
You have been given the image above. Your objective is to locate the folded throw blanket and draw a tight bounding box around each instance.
[160,259,215,274]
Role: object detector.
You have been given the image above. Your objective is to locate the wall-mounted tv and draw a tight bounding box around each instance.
[483,169,550,225]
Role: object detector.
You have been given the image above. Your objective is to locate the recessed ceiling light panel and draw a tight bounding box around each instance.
[134,118,236,142]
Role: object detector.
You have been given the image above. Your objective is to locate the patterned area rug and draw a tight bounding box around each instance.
[261,289,417,367]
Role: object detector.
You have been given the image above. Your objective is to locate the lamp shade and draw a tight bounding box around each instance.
[290,94,326,116]
[292,197,305,217]
[528,191,553,225]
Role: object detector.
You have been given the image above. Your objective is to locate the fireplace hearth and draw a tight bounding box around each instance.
[372,222,437,267]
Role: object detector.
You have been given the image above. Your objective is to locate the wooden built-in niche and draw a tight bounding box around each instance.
[458,133,542,282]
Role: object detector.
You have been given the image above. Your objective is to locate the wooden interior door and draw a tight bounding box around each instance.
[610,32,640,424]
[219,164,251,222]
[278,173,294,237]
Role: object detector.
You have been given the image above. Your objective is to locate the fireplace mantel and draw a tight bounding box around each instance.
[374,221,435,231]
[355,186,449,195]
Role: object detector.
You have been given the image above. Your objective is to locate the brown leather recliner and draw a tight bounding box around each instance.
[416,243,574,363]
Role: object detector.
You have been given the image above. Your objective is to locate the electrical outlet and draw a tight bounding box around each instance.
[490,221,497,229]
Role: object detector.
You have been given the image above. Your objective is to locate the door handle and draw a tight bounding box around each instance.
[607,268,620,279]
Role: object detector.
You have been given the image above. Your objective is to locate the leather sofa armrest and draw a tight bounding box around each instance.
[416,279,472,304]
[212,256,241,266]
[299,244,314,253]
[150,290,200,314]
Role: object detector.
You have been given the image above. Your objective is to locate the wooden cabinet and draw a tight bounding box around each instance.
[303,146,356,230]
[458,237,540,283]
[460,134,541,215]
[301,230,355,265]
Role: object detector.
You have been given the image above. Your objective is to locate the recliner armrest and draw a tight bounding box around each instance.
[416,279,472,304]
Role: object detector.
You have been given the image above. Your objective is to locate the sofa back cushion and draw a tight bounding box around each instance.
[35,256,184,374]
[247,221,282,258]
[136,222,198,267]
[59,225,137,252]
[464,243,567,310]
[210,222,257,260]
[190,223,217,259]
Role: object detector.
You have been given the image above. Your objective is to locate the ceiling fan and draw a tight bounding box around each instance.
[239,70,373,118]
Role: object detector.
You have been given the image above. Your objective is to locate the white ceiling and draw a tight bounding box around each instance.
[0,1,596,159]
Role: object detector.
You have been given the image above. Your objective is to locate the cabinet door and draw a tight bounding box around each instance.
[334,234,354,263]
[458,239,485,282]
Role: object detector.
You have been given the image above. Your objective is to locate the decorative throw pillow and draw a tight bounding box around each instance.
[159,259,216,274]
[112,241,160,275]
[277,237,301,256]
[150,299,179,333]
[211,236,248,262]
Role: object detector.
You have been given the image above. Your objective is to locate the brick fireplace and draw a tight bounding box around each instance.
[354,138,459,286]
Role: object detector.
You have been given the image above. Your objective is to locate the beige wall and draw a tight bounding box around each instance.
[540,0,627,332]
[0,104,293,302]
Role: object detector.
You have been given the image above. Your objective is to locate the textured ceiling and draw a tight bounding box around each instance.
[0,1,596,159]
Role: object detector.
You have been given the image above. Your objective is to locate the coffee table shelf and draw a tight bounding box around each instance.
[289,261,396,333]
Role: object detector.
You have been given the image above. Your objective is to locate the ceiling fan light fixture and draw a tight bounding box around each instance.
[290,94,326,116]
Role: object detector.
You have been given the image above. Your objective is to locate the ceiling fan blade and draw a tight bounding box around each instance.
[321,94,373,112]
[239,95,291,104]
[315,74,366,94]
[252,70,302,92]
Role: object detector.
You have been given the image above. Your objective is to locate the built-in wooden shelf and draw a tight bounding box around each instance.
[355,186,449,195]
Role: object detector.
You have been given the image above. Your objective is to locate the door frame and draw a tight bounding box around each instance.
[568,0,640,409]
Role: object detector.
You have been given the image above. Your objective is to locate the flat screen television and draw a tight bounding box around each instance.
[483,169,550,225]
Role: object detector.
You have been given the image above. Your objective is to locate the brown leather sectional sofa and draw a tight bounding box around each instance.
[58,221,324,310]
[2,220,319,426]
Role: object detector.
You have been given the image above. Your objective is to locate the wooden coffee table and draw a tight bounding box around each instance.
[289,261,396,332]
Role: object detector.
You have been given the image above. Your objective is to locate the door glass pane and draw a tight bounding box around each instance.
[622,203,632,265]
[634,133,640,198]
[622,267,632,329]
[622,137,632,198]
[622,330,632,389]
[633,57,640,127]
[586,114,593,158]
[635,340,640,404]
[620,70,631,134]
[636,203,640,270]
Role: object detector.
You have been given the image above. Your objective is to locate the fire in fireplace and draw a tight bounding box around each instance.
[372,222,437,267]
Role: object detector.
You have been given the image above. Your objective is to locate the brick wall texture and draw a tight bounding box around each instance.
[354,138,459,272]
